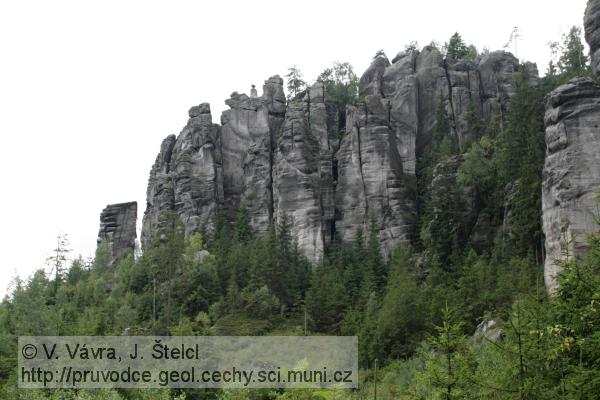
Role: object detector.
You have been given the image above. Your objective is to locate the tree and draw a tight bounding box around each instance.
[363,219,386,295]
[495,67,546,257]
[376,247,425,359]
[429,93,457,160]
[445,33,477,61]
[47,234,71,296]
[405,41,419,52]
[138,211,185,333]
[233,208,252,243]
[554,26,590,79]
[317,62,359,109]
[419,306,476,400]
[305,263,347,333]
[285,65,306,99]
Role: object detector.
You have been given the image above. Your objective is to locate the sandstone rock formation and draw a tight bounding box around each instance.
[98,202,137,262]
[542,77,600,292]
[585,0,600,76]
[142,48,535,262]
[272,82,338,261]
[141,102,222,245]
[220,75,286,234]
[142,77,285,247]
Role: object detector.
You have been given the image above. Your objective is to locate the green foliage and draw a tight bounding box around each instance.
[445,33,477,61]
[317,62,359,111]
[305,263,348,333]
[549,26,591,80]
[375,247,425,359]
[286,65,306,99]
[418,306,476,399]
[4,43,599,399]
[494,67,546,257]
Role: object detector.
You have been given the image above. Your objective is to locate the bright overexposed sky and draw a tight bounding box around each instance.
[0,0,589,297]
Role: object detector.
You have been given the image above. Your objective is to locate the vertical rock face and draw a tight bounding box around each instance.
[142,103,223,246]
[98,202,137,262]
[542,78,600,292]
[335,54,417,255]
[272,82,338,262]
[335,50,528,256]
[585,0,600,76]
[141,48,534,260]
[142,77,285,246]
[141,135,177,245]
[219,76,286,234]
[172,103,224,238]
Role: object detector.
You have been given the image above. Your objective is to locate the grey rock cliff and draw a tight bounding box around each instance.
[335,54,417,255]
[142,77,285,246]
[542,77,600,292]
[98,202,137,262]
[272,82,337,262]
[142,48,535,260]
[585,0,600,76]
[141,103,223,246]
[219,76,285,234]
[334,50,528,256]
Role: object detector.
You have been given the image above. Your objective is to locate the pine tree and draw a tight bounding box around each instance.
[285,65,306,99]
[233,208,252,243]
[445,33,476,61]
[419,306,476,400]
[376,246,425,359]
[557,26,590,78]
[496,66,545,257]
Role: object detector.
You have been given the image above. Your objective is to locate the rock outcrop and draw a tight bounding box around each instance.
[98,202,137,262]
[272,82,338,261]
[542,77,600,292]
[219,76,286,234]
[335,53,418,255]
[142,77,285,247]
[541,0,600,292]
[142,47,535,262]
[141,103,222,245]
[585,0,600,76]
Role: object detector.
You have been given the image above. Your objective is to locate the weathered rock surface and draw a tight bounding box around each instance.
[98,202,137,262]
[272,82,337,262]
[219,76,285,234]
[542,77,600,292]
[335,54,417,255]
[335,50,528,255]
[142,77,285,246]
[585,0,600,76]
[141,103,223,245]
[142,48,535,260]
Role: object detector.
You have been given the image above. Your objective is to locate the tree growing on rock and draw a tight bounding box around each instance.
[285,65,306,99]
[317,61,359,129]
[445,32,477,61]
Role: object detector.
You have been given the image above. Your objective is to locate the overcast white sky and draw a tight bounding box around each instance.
[0,0,589,297]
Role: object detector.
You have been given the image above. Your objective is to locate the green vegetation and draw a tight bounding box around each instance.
[317,62,359,112]
[1,28,598,400]
[285,65,306,99]
[548,26,592,80]
[444,33,477,62]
